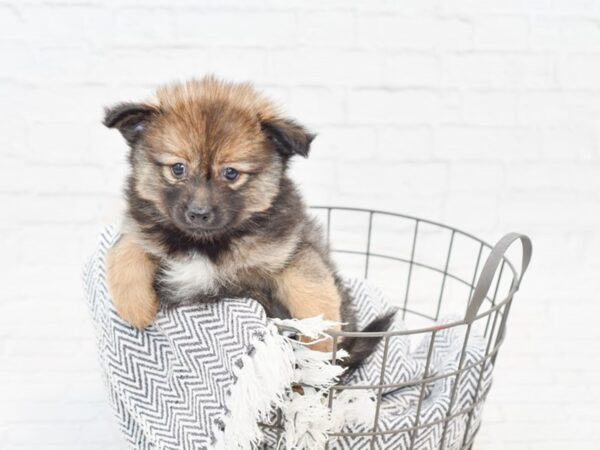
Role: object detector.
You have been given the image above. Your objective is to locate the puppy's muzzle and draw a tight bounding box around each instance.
[186,205,215,226]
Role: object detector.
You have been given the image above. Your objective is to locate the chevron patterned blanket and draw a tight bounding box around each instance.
[84,227,491,450]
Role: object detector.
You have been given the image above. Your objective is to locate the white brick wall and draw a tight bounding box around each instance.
[1,1,599,448]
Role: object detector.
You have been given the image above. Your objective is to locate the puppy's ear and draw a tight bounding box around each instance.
[261,118,316,159]
[103,102,158,146]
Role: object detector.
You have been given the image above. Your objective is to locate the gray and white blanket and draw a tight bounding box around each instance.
[84,227,492,450]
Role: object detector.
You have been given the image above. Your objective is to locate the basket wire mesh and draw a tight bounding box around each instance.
[264,206,532,450]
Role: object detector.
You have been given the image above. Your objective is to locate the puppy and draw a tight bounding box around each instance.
[104,77,390,364]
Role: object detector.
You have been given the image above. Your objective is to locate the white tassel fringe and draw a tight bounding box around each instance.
[216,324,295,450]
[216,316,376,450]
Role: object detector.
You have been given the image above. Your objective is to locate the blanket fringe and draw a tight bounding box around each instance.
[217,316,376,450]
[276,318,376,450]
[216,324,295,450]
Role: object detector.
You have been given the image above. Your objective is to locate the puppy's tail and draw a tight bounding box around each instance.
[338,311,396,370]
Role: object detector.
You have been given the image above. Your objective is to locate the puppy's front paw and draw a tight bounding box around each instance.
[309,339,335,353]
[299,335,335,353]
[106,237,159,330]
[110,276,159,330]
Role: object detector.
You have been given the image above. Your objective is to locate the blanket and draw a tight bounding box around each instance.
[84,227,492,450]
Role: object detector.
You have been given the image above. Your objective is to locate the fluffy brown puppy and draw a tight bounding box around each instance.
[104,77,390,363]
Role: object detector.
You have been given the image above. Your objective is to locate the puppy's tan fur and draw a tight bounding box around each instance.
[106,237,159,329]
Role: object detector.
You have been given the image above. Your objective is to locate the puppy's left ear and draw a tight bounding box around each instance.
[261,118,316,158]
[103,102,158,146]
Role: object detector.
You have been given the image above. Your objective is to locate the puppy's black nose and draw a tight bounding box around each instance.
[186,206,214,224]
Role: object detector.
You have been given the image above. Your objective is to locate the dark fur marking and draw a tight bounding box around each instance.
[126,176,303,261]
[339,311,396,370]
[261,118,316,158]
[103,102,157,145]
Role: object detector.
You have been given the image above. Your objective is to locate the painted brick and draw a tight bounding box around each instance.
[266,48,381,86]
[347,89,439,125]
[558,53,600,89]
[297,11,356,47]
[377,126,434,160]
[357,15,473,50]
[473,16,530,50]
[442,53,555,89]
[290,87,346,125]
[382,52,440,87]
[174,11,298,47]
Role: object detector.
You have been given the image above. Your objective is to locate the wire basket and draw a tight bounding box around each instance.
[264,206,532,450]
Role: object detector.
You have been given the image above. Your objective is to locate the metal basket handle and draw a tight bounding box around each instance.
[464,233,532,323]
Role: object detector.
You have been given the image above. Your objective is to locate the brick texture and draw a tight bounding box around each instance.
[1,1,598,449]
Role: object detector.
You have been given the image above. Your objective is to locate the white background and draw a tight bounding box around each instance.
[1,0,599,449]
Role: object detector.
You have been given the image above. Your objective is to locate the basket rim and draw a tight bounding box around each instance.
[307,205,520,336]
[311,205,507,255]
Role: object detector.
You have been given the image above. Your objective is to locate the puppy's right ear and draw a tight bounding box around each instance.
[103,103,158,146]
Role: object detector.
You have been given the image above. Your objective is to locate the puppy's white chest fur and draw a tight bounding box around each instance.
[162,254,221,296]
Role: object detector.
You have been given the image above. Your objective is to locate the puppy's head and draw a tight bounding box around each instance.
[104,77,314,239]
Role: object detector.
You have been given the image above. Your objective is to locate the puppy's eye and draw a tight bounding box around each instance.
[171,163,186,178]
[222,167,239,181]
